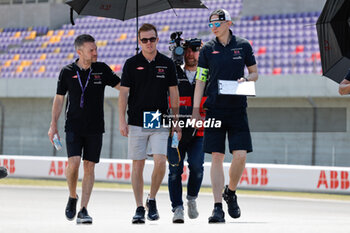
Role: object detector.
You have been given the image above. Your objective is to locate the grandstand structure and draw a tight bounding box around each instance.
[1,0,350,167]
[0,0,321,78]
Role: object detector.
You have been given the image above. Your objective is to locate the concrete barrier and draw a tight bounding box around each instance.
[1,155,349,194]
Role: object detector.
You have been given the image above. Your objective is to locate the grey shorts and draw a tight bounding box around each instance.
[128,125,169,160]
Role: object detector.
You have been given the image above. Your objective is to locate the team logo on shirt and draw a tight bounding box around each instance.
[136,66,144,70]
[212,51,220,54]
[72,75,77,79]
[143,110,161,129]
[156,66,167,79]
[91,73,102,84]
[232,49,243,60]
[157,68,165,78]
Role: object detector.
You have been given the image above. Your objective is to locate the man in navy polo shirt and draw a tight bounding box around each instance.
[192,9,258,223]
[339,69,350,95]
[48,34,120,224]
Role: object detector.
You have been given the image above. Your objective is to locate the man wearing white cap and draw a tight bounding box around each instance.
[192,9,258,223]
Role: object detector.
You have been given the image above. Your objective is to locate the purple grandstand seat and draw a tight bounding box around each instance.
[281,67,291,74]
[304,66,313,74]
[296,66,306,74]
[259,67,267,75]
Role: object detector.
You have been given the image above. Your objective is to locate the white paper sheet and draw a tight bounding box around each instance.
[218,80,256,96]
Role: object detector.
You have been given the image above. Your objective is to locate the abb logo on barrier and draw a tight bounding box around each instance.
[107,163,131,180]
[317,170,349,190]
[239,168,268,186]
[0,159,15,174]
[106,163,189,182]
[49,161,68,176]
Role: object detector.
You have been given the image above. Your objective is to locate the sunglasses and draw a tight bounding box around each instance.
[140,37,157,44]
[208,21,224,28]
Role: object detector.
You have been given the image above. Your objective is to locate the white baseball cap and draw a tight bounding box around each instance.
[209,9,232,22]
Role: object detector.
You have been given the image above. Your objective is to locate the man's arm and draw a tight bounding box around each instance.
[193,80,206,109]
[118,86,130,137]
[169,85,181,140]
[192,79,206,124]
[339,79,350,95]
[192,65,208,123]
[48,94,65,144]
[114,83,121,91]
[238,64,258,82]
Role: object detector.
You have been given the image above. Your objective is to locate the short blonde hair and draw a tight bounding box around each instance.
[138,23,158,38]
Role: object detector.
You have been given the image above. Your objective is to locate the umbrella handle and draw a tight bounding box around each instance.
[70,8,75,26]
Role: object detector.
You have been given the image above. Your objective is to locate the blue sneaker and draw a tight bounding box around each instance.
[132,206,145,224]
[146,198,159,221]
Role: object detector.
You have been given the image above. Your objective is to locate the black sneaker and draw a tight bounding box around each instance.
[65,195,78,221]
[146,198,159,221]
[222,185,241,218]
[132,206,145,224]
[76,207,93,224]
[208,207,225,223]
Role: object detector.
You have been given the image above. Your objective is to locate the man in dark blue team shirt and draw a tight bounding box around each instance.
[192,9,258,223]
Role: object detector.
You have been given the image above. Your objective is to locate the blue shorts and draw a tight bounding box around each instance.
[203,108,252,154]
[66,132,103,163]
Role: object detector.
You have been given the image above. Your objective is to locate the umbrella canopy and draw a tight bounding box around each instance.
[316,0,350,83]
[66,0,206,20]
[66,0,207,51]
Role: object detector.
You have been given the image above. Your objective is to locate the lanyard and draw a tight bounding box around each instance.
[76,68,92,108]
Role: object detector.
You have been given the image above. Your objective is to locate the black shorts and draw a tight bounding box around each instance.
[203,108,252,154]
[66,132,103,163]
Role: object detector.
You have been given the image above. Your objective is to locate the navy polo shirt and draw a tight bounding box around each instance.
[56,61,120,134]
[121,51,178,127]
[198,30,256,110]
[345,69,350,81]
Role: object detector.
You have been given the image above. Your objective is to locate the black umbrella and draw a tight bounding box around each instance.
[66,0,207,51]
[316,0,350,83]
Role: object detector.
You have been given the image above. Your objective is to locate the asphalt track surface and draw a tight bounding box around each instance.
[0,186,349,233]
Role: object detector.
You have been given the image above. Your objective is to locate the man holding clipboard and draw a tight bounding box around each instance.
[192,9,258,223]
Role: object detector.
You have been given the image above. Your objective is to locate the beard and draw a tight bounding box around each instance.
[185,57,198,67]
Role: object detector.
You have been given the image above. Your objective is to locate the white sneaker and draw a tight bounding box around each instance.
[172,207,184,223]
[187,200,199,219]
